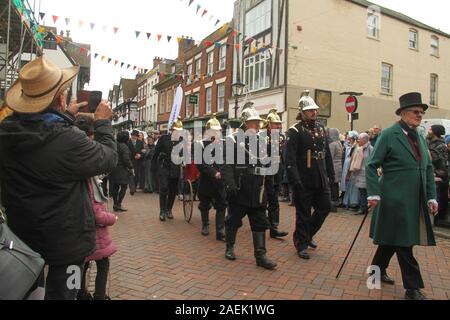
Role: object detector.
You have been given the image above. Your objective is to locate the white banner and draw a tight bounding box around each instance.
[168,86,184,130]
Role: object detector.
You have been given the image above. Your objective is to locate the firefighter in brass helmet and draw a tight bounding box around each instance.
[286,90,335,259]
[152,117,184,221]
[262,109,289,239]
[220,103,277,270]
[195,114,226,241]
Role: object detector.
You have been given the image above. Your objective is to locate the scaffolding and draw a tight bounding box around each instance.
[0,0,42,102]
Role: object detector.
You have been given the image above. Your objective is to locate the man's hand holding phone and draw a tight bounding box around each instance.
[95,100,113,121]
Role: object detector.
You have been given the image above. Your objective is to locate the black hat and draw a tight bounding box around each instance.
[396,92,428,116]
[431,125,445,137]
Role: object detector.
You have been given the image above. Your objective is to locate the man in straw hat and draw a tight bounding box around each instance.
[0,56,118,300]
[262,109,289,239]
[220,103,277,270]
[152,117,184,221]
[195,114,226,241]
[367,92,438,300]
[286,90,335,260]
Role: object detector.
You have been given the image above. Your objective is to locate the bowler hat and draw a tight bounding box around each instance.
[396,92,428,116]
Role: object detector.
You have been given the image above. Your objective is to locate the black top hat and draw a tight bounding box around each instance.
[396,92,429,115]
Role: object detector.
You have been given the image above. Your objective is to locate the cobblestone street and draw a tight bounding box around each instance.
[87,191,450,300]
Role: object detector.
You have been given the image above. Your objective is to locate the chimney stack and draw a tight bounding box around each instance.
[153,57,162,68]
[177,36,196,63]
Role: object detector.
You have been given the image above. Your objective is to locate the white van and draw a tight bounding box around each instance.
[419,119,450,138]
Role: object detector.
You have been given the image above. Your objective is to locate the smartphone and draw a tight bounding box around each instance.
[77,90,102,113]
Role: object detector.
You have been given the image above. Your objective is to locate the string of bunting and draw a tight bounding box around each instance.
[37,11,284,54]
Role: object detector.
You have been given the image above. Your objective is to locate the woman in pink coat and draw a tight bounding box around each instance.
[74,115,118,300]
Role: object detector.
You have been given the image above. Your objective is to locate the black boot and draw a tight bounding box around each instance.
[201,210,210,236]
[225,225,238,261]
[252,232,277,270]
[215,210,226,242]
[159,194,167,221]
[270,228,289,239]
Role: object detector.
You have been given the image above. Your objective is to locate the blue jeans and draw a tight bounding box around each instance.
[359,188,368,213]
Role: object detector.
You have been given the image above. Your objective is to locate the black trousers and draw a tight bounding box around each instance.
[111,184,128,207]
[80,258,110,297]
[226,202,269,232]
[435,181,449,224]
[159,173,179,212]
[198,190,227,212]
[266,178,281,229]
[293,187,331,251]
[44,262,85,300]
[372,246,424,290]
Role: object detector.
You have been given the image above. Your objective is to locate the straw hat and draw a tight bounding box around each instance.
[6,56,79,114]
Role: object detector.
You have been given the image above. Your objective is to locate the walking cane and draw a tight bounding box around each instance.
[335,205,372,279]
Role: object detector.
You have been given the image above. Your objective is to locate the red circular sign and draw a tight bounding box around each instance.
[345,96,358,114]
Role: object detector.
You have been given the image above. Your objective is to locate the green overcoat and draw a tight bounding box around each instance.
[366,123,436,247]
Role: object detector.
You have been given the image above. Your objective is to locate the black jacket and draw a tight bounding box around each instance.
[152,134,182,179]
[286,121,335,190]
[196,139,225,198]
[220,133,269,208]
[0,112,117,265]
[429,138,448,181]
[128,139,145,164]
[110,142,134,185]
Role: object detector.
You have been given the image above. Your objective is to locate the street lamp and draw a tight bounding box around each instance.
[232,81,245,119]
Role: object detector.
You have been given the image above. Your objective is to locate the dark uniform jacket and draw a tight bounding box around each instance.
[286,121,335,190]
[221,133,270,208]
[196,139,225,198]
[152,134,182,179]
[109,142,134,185]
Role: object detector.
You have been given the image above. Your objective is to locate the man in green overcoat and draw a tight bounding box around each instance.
[366,92,439,300]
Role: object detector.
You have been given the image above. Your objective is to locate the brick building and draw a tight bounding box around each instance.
[154,37,195,132]
[182,23,234,132]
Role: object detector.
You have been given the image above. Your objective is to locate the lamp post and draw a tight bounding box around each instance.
[232,81,245,119]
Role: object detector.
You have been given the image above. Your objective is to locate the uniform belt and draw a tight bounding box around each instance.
[236,166,267,176]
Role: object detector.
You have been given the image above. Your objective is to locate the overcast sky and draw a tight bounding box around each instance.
[36,0,450,96]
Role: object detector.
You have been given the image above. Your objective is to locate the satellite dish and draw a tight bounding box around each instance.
[168,86,184,130]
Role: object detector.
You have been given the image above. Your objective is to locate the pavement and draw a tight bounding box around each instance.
[86,191,450,300]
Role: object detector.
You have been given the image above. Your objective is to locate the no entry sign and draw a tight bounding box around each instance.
[345,96,358,114]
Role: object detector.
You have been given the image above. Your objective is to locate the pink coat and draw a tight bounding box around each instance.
[86,180,118,262]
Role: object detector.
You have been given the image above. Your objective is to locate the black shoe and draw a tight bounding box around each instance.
[117,206,128,212]
[216,232,225,242]
[159,211,166,222]
[167,211,174,220]
[201,225,210,236]
[225,246,236,260]
[298,250,310,260]
[113,205,120,212]
[77,290,93,301]
[270,229,289,239]
[93,293,112,300]
[405,289,426,300]
[381,274,395,285]
[308,239,318,249]
[354,210,366,216]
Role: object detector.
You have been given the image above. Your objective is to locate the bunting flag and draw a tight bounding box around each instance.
[146,32,151,39]
[101,56,106,61]
[90,23,95,30]
[114,60,119,66]
[196,4,201,14]
[65,17,70,26]
[188,0,194,6]
[121,62,124,68]
[135,31,141,39]
[157,34,162,42]
[177,37,182,43]
[113,27,119,34]
[201,10,208,18]
[78,20,84,28]
[108,58,112,64]
[94,53,99,59]
[167,36,172,43]
[39,12,45,20]
[52,15,58,24]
